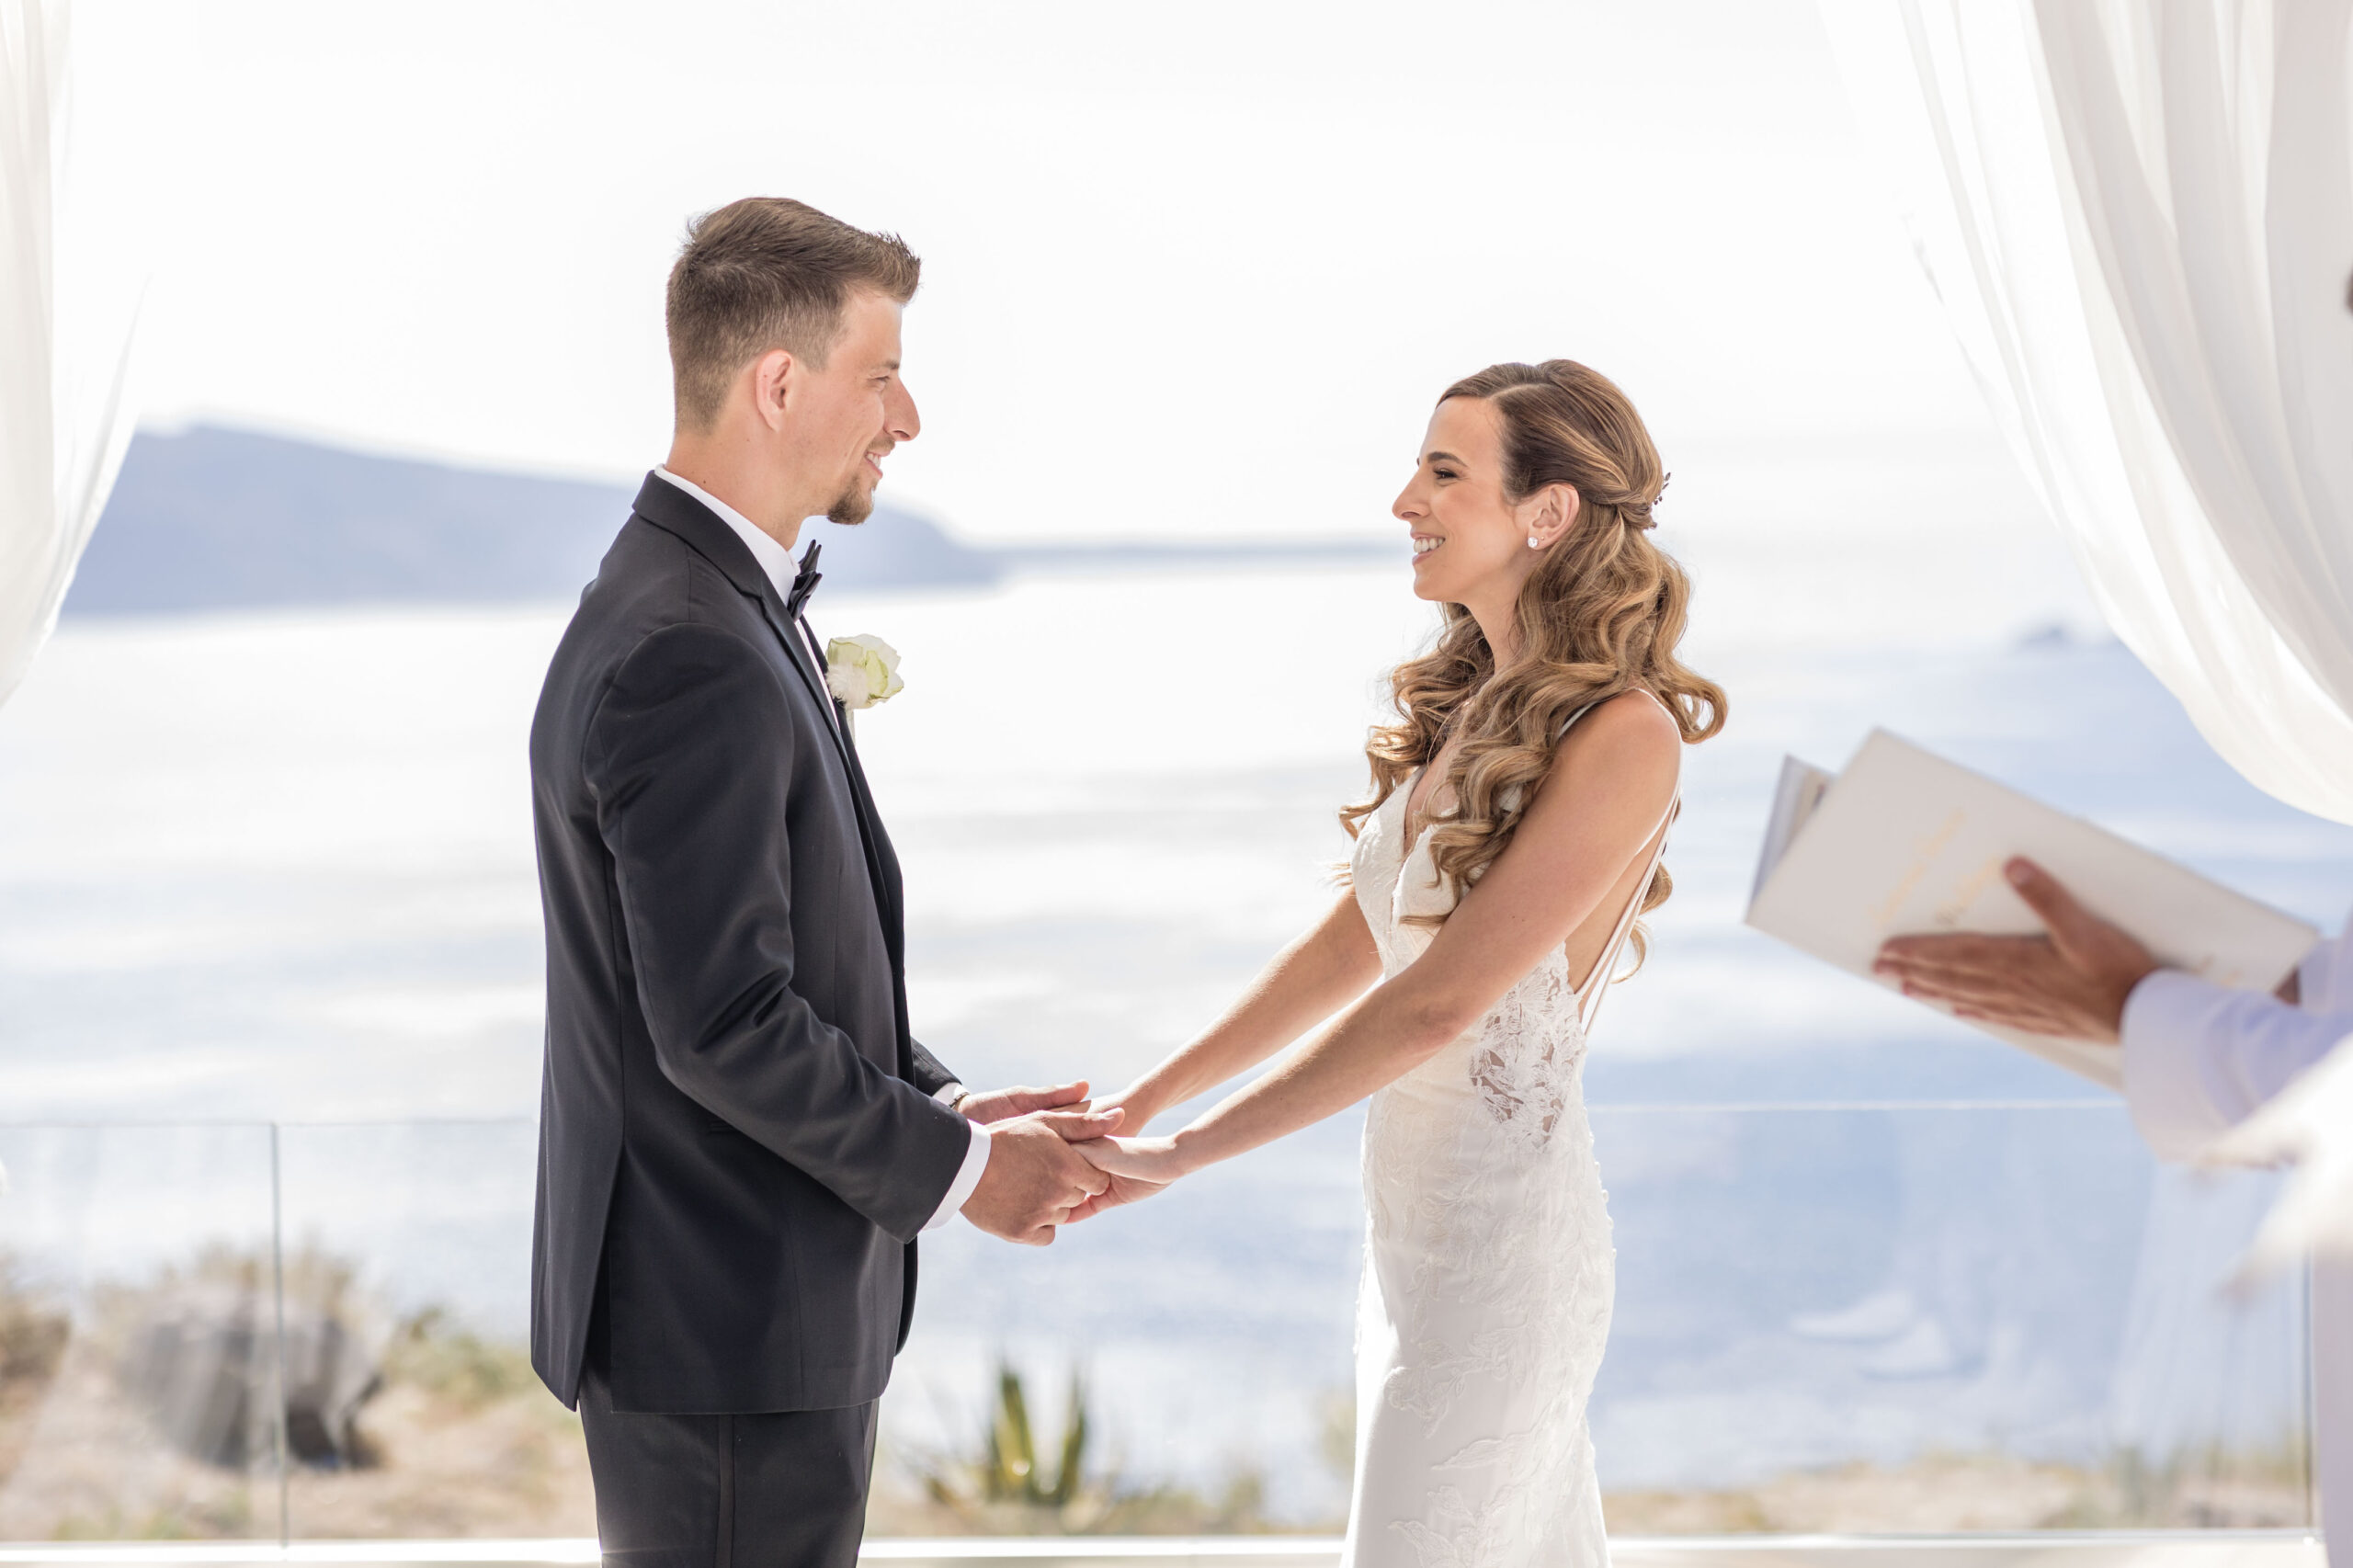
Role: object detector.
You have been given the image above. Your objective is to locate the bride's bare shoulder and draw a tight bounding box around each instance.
[1565,688,1680,759]
[1538,689,1680,810]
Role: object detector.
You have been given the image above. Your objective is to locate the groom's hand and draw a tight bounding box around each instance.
[1064,1170,1168,1222]
[958,1080,1092,1125]
[961,1108,1123,1246]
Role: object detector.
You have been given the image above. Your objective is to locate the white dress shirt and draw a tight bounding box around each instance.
[2120,919,2353,1160]
[651,467,991,1233]
[2120,912,2353,1566]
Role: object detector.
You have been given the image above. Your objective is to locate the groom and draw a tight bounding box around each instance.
[529,198,1115,1566]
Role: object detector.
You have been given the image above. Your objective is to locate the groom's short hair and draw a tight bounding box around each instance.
[666,199,922,432]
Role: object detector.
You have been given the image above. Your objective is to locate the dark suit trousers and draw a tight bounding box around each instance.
[578,1362,877,1568]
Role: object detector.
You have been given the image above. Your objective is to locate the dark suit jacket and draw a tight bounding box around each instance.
[529,473,972,1415]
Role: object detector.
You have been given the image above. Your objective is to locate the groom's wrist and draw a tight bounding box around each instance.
[924,1117,992,1233]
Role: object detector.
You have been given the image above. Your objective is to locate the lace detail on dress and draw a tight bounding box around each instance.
[1391,1486,1513,1568]
[1467,956,1584,1153]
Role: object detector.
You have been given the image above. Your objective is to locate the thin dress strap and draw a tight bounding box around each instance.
[1558,690,1679,1037]
[1573,800,1678,1036]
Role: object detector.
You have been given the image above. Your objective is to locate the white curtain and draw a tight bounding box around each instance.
[0,0,137,710]
[1816,0,2353,824]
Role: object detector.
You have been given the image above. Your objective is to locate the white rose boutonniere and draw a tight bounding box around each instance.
[824,633,904,711]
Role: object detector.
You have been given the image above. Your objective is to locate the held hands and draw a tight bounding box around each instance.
[1074,1135,1187,1182]
[1059,1085,1178,1220]
[959,1105,1123,1246]
[1063,1135,1182,1221]
[1871,858,2158,1042]
[956,1080,1095,1124]
[956,1079,1191,1237]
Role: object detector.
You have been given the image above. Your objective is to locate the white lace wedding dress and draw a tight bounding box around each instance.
[1343,710,1675,1568]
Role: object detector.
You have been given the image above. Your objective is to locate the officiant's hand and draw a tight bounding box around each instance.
[961,1108,1124,1246]
[958,1080,1093,1124]
[1872,858,2157,1041]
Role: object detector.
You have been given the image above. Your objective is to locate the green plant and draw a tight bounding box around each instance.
[974,1362,1084,1506]
[903,1359,1282,1535]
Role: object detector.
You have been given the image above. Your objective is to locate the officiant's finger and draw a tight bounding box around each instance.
[1892,956,2075,1017]
[2004,858,2107,955]
[1892,952,2057,1006]
[1878,929,2042,961]
[1876,933,2044,981]
[1878,932,1991,968]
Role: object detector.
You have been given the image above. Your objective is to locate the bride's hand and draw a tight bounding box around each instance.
[1088,1085,1165,1137]
[1074,1134,1187,1184]
[1063,1135,1182,1222]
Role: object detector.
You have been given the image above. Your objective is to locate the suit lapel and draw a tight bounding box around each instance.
[745,587,909,976]
[829,718,914,1071]
[631,474,865,784]
[788,620,914,1077]
[752,595,858,772]
[629,477,913,1050]
[832,715,906,956]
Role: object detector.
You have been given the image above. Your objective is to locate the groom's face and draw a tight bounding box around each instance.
[783,289,920,526]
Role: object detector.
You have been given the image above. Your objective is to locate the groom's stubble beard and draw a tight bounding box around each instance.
[825,482,874,527]
[825,449,889,526]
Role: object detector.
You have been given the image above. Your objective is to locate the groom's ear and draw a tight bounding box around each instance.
[748,347,797,430]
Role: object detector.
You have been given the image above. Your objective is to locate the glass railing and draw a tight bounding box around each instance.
[0,1105,2311,1541]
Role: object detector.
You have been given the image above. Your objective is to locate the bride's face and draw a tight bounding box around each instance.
[1394,398,1535,608]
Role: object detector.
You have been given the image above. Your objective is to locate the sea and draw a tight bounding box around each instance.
[6,505,2352,1521]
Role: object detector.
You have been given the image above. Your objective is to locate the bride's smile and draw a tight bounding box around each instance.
[1394,393,1576,631]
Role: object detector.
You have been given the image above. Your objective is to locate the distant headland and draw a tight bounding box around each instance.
[64,426,1383,616]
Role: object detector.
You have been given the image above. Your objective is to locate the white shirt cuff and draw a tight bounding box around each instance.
[2121,971,2243,1159]
[921,1106,992,1233]
[2121,969,2353,1163]
[2300,937,2340,1013]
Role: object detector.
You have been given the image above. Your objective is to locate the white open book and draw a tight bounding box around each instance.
[1745,730,2317,1091]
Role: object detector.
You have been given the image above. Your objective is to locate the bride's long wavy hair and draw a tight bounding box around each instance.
[1342,360,1726,958]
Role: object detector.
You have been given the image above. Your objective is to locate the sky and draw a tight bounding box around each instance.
[63,0,2013,544]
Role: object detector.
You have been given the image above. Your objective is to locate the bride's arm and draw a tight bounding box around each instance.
[1089,694,1680,1181]
[1100,891,1384,1132]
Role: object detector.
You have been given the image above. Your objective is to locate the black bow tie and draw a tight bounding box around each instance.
[784,541,823,619]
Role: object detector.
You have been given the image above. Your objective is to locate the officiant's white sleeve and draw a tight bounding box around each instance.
[2120,915,2353,1161]
[922,1088,991,1233]
[2297,915,2353,1015]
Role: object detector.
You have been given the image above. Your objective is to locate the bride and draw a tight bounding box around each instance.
[1079,359,1724,1565]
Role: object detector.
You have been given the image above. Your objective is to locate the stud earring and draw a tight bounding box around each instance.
[1528,535,1543,550]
